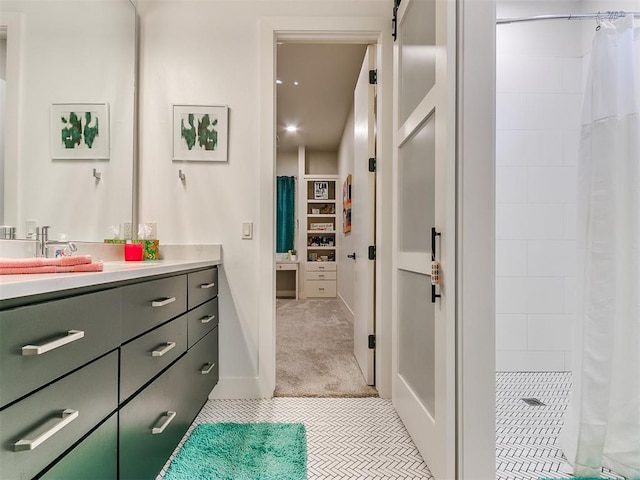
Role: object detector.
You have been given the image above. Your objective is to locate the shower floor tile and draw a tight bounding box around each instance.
[157,397,434,480]
[496,371,626,480]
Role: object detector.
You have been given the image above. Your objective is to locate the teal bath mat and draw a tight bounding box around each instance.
[164,422,307,480]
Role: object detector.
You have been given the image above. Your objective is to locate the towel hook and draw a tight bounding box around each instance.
[178,169,186,181]
[93,168,102,180]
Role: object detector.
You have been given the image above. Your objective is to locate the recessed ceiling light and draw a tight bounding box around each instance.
[293,81,299,86]
[285,125,298,133]
[276,79,283,85]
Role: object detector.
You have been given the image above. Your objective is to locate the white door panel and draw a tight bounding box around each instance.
[392,0,456,478]
[353,45,376,386]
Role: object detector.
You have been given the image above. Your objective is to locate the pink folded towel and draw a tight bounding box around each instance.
[0,255,93,269]
[0,259,103,275]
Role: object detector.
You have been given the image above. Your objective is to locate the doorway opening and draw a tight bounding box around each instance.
[274,42,378,398]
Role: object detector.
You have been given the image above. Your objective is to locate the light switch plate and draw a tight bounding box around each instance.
[242,221,253,240]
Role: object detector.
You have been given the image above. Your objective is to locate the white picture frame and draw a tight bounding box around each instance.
[172,104,228,161]
[50,103,109,160]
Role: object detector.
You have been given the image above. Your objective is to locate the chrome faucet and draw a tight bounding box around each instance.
[35,226,77,258]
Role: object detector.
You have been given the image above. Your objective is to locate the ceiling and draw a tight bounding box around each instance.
[276,43,368,153]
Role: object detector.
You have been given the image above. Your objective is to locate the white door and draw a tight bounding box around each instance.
[392,0,456,478]
[352,45,376,385]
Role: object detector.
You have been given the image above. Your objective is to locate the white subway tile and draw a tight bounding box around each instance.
[564,203,577,239]
[564,276,577,314]
[496,204,529,239]
[496,350,566,371]
[496,314,528,350]
[563,128,581,166]
[496,166,528,203]
[496,55,521,94]
[524,130,563,166]
[522,57,563,94]
[497,94,527,130]
[527,314,572,351]
[526,94,565,129]
[496,240,527,276]
[496,277,528,314]
[526,277,564,313]
[527,240,575,277]
[527,166,577,203]
[562,94,583,129]
[562,58,582,93]
[524,204,564,239]
[496,130,528,166]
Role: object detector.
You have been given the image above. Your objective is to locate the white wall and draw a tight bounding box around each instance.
[1,1,135,240]
[137,0,390,397]
[306,151,338,174]
[276,151,298,177]
[337,108,355,311]
[495,1,583,371]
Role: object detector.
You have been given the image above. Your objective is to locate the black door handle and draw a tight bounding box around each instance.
[347,253,356,260]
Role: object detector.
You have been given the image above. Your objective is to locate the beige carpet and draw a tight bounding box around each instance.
[275,298,378,397]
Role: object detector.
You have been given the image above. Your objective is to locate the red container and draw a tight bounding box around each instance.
[124,243,143,261]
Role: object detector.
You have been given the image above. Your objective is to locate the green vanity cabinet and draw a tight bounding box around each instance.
[0,265,220,480]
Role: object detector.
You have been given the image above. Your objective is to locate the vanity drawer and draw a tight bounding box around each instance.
[306,271,336,281]
[40,413,117,480]
[0,351,118,480]
[305,280,337,297]
[188,267,218,309]
[121,274,187,341]
[306,262,336,272]
[184,327,219,405]
[187,297,219,347]
[0,288,121,408]
[119,315,188,403]
[119,356,192,480]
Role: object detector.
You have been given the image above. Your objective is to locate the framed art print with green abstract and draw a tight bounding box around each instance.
[51,103,109,160]
[172,104,228,161]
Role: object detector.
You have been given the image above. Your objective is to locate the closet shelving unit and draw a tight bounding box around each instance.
[304,175,338,297]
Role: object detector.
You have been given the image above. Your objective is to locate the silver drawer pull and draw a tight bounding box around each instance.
[151,342,176,357]
[199,282,216,289]
[22,330,85,356]
[151,411,176,434]
[14,409,79,451]
[318,274,325,278]
[319,287,325,291]
[201,362,216,375]
[151,297,176,307]
[200,314,215,324]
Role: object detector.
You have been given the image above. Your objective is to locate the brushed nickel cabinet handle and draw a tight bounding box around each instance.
[201,362,216,374]
[200,314,215,324]
[151,342,176,357]
[14,409,79,451]
[151,411,176,434]
[199,283,215,289]
[22,330,85,356]
[151,297,176,307]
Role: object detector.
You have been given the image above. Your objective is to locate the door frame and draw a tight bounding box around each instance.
[258,15,394,400]
[257,2,496,477]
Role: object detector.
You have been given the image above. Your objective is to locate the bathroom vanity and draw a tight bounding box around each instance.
[0,259,220,479]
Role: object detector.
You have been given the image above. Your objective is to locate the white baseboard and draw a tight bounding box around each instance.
[337,294,355,320]
[208,376,263,399]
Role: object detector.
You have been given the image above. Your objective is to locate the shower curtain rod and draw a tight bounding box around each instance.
[497,11,640,25]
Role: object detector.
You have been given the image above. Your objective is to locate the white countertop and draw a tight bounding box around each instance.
[0,259,221,301]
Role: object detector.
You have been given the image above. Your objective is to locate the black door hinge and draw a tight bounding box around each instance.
[368,157,376,172]
[369,69,377,85]
[392,0,401,41]
[368,245,376,260]
[368,334,376,349]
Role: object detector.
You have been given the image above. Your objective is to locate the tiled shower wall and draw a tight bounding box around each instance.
[495,2,584,371]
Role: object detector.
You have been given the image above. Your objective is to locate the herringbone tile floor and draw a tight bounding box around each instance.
[158,397,434,479]
[496,371,626,480]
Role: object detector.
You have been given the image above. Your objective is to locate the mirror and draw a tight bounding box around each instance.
[0,0,136,242]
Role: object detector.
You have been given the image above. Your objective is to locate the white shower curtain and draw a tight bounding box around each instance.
[559,15,640,478]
